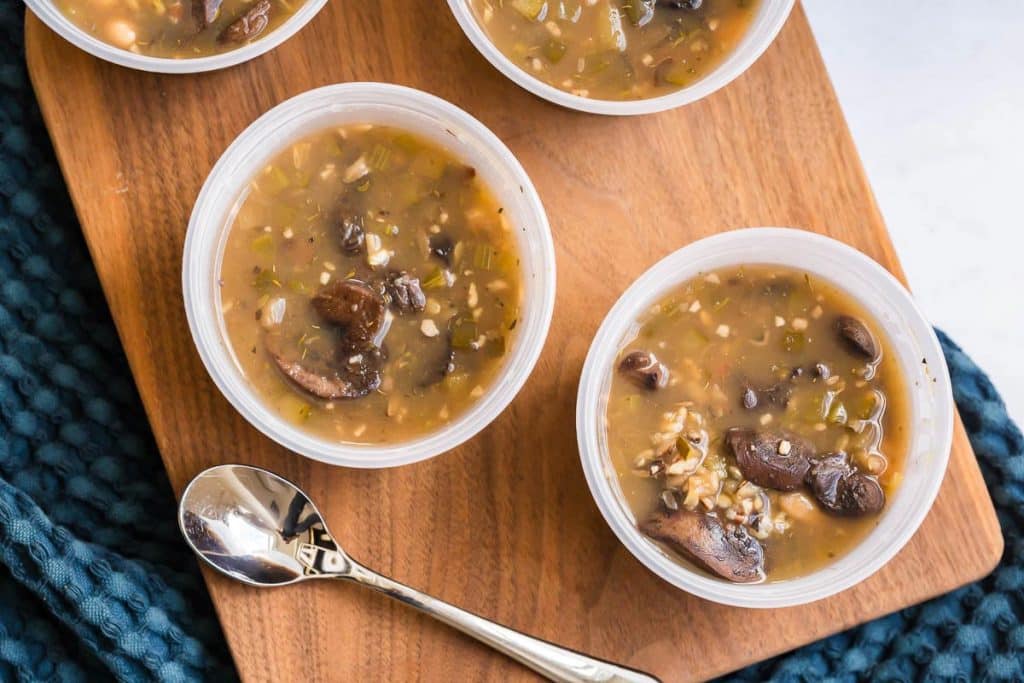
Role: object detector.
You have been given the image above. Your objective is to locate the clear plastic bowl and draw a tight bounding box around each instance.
[24,0,327,73]
[183,83,556,468]
[446,0,795,115]
[576,228,954,607]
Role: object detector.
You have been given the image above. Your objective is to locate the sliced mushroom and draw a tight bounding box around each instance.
[334,345,385,395]
[272,352,381,400]
[311,279,385,344]
[429,234,455,266]
[338,215,366,256]
[218,0,271,44]
[624,0,655,26]
[192,0,223,29]
[835,315,879,360]
[725,428,813,491]
[618,350,668,390]
[419,337,456,387]
[382,271,426,314]
[641,509,763,583]
[805,452,885,516]
[659,0,703,8]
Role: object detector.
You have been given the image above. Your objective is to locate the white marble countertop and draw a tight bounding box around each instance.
[804,1,1023,426]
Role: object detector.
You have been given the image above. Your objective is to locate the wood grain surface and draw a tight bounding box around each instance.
[25,3,1003,681]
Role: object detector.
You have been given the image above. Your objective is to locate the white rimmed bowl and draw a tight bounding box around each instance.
[446,0,795,115]
[24,0,327,73]
[576,227,954,607]
[183,83,556,468]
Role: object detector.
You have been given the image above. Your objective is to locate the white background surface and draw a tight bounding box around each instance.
[803,1,1023,426]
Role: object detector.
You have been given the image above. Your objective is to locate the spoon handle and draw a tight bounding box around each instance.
[341,560,659,683]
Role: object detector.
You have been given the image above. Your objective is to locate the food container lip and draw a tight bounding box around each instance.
[24,0,328,74]
[446,0,795,116]
[183,82,556,468]
[576,227,955,607]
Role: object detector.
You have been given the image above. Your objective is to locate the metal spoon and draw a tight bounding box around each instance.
[179,464,659,683]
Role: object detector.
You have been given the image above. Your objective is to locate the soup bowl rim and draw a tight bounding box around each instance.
[445,0,796,116]
[183,82,556,468]
[24,0,328,74]
[576,227,955,607]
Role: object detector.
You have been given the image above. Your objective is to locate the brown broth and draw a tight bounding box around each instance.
[56,0,302,58]
[606,265,909,581]
[219,124,522,444]
[468,0,760,101]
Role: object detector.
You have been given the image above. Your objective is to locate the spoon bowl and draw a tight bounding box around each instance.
[180,464,344,587]
[179,464,658,683]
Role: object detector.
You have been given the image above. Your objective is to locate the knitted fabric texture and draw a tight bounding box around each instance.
[3,5,1022,682]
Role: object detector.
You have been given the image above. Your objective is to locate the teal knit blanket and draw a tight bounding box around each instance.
[2,5,1021,681]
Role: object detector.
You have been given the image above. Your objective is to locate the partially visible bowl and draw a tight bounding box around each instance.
[446,0,795,116]
[184,83,556,468]
[24,0,327,73]
[576,227,954,607]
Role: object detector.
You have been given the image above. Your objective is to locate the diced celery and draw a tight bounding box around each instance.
[827,400,848,425]
[595,2,627,52]
[543,39,567,63]
[657,59,694,86]
[473,244,496,270]
[622,0,654,27]
[421,267,447,289]
[252,268,280,291]
[451,319,478,349]
[257,165,290,195]
[250,233,274,254]
[368,144,391,172]
[510,0,547,20]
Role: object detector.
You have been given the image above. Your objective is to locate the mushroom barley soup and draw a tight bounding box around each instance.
[55,0,302,58]
[219,125,522,444]
[468,0,760,101]
[607,266,909,582]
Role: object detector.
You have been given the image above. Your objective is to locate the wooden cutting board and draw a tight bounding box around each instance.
[25,3,1002,681]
